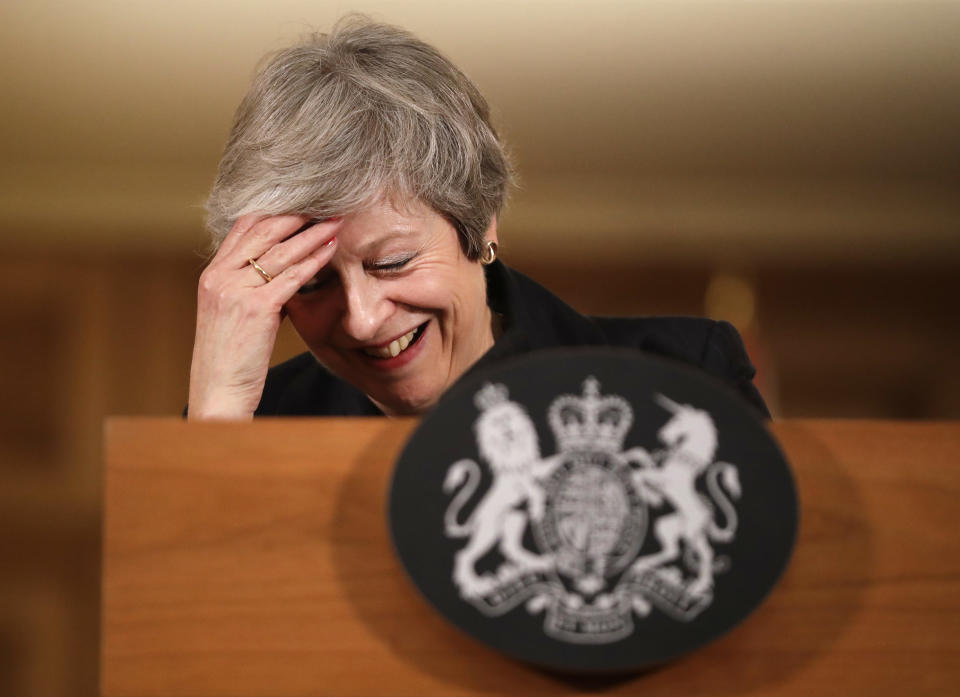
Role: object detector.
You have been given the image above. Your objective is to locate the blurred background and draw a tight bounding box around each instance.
[1,0,958,694]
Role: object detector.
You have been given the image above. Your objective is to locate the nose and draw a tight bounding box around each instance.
[339,276,392,343]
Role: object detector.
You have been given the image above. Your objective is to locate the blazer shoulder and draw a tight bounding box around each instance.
[592,316,769,417]
[591,315,721,366]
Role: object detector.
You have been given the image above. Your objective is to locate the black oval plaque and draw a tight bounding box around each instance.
[388,348,798,673]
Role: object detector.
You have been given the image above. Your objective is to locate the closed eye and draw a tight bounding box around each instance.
[367,253,416,273]
[297,252,417,295]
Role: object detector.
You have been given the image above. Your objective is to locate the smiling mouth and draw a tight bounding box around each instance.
[362,322,427,359]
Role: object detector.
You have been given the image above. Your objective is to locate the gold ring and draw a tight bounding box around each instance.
[248,257,273,283]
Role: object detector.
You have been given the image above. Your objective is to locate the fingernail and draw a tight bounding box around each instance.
[324,236,337,247]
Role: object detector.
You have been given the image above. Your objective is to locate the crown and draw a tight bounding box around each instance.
[474,382,510,412]
[547,376,633,453]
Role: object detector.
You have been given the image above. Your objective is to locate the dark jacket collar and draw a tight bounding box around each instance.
[468,260,605,376]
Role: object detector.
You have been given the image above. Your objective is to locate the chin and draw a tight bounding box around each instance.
[373,381,444,416]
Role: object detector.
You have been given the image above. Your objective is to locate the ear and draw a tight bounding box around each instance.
[484,215,499,246]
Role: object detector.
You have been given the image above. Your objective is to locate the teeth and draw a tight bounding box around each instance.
[364,327,419,359]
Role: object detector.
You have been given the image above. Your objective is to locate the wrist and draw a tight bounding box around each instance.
[186,391,257,421]
[186,404,255,421]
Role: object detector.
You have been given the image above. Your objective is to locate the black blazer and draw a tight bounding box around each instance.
[256,261,769,417]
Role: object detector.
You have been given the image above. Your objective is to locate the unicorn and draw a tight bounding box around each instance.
[623,395,741,597]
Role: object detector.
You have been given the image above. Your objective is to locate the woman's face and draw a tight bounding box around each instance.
[283,200,496,415]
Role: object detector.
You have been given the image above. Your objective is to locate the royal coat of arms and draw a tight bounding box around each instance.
[443,377,742,644]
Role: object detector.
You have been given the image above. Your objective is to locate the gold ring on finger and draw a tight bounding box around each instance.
[248,257,273,283]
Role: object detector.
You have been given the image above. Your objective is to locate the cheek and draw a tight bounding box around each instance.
[404,269,451,302]
[407,265,483,313]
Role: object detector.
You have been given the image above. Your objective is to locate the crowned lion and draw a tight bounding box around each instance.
[444,383,560,598]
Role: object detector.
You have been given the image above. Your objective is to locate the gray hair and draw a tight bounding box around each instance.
[205,14,514,260]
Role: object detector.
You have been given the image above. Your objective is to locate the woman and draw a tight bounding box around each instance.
[188,16,767,420]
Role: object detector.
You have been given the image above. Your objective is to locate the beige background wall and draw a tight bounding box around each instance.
[1,1,958,695]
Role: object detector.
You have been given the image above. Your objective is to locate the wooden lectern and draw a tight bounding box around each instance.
[102,419,960,696]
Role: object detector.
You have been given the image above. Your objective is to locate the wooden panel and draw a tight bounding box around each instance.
[102,419,960,696]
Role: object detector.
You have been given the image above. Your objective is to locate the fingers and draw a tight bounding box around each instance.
[214,211,268,259]
[220,214,316,268]
[197,216,332,305]
[258,235,339,307]
[245,218,340,284]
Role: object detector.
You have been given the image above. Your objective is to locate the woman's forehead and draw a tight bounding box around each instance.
[342,200,448,250]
